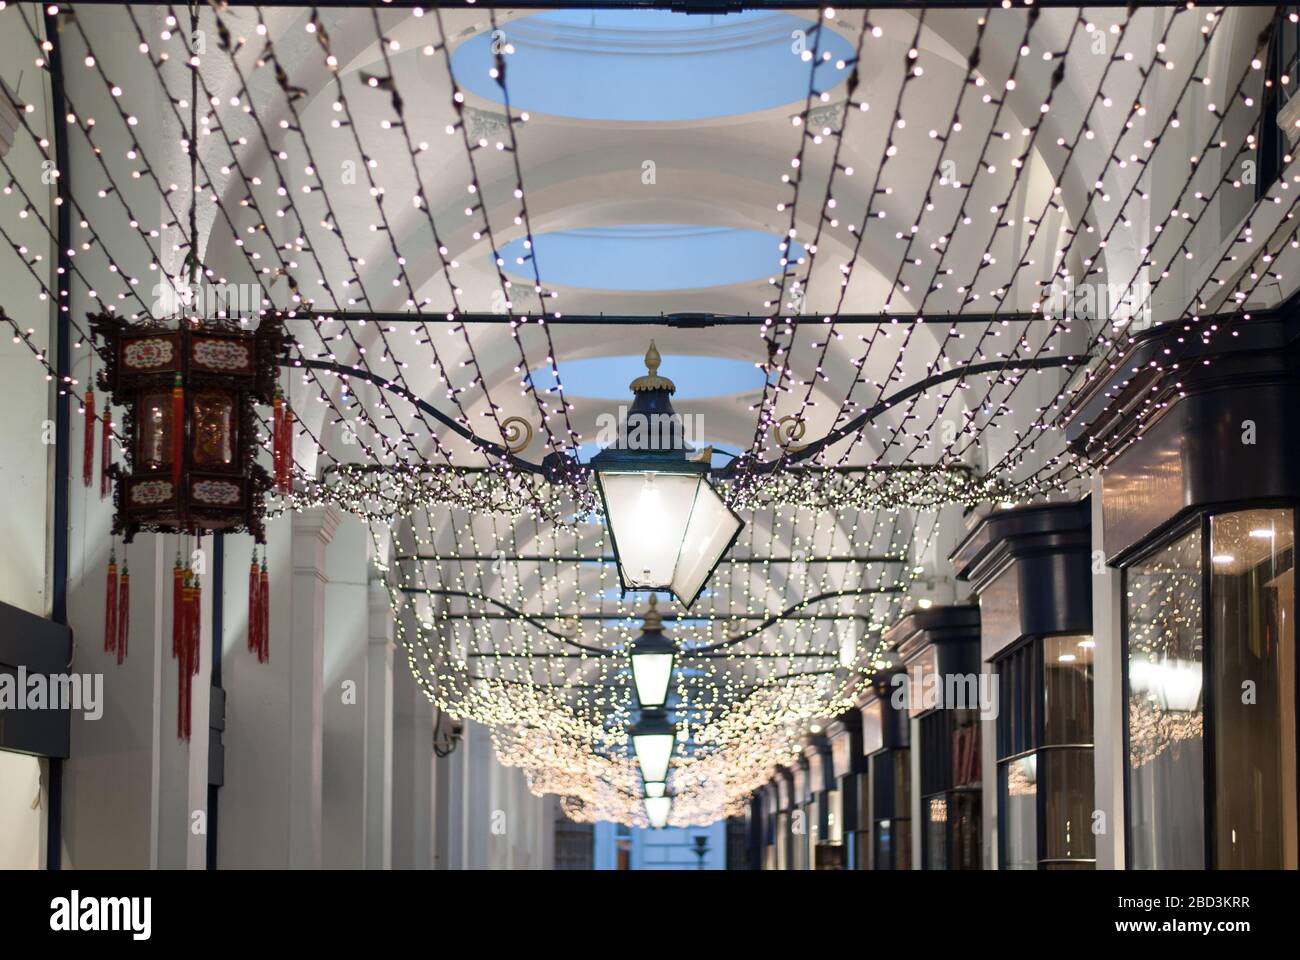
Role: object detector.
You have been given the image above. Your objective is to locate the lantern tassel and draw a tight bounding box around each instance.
[100,400,112,500]
[248,555,261,655]
[281,405,295,494]
[272,393,284,493]
[117,564,129,665]
[170,374,184,491]
[104,550,118,655]
[258,557,270,663]
[179,572,198,741]
[83,389,95,488]
[172,554,184,659]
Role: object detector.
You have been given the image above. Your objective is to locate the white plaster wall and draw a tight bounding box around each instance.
[0,3,56,871]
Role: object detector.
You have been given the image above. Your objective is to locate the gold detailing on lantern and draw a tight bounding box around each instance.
[501,416,534,454]
[629,340,676,394]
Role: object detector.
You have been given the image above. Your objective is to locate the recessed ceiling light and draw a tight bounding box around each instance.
[1212,554,1235,564]
[917,598,934,609]
[1249,529,1275,539]
[1077,639,1096,649]
[1058,653,1077,662]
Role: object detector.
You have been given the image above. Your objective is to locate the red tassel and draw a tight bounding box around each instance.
[83,389,95,488]
[248,556,260,654]
[116,565,129,665]
[179,574,198,741]
[272,393,284,491]
[170,374,184,490]
[280,405,294,493]
[258,559,270,663]
[100,400,112,500]
[172,556,184,659]
[104,552,118,655]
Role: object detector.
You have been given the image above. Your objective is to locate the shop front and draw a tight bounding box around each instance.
[826,710,866,869]
[803,734,839,869]
[885,606,983,870]
[951,500,1096,869]
[1067,312,1299,869]
[859,670,912,869]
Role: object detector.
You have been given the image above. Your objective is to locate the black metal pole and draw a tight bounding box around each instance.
[44,3,73,874]
[51,0,1261,10]
[293,311,1055,328]
[207,531,223,870]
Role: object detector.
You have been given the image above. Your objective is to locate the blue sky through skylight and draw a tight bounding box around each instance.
[451,10,857,122]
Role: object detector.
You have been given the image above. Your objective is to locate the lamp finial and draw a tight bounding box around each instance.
[643,594,663,631]
[629,341,675,394]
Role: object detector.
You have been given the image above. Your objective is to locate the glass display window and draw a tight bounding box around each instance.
[995,634,1097,869]
[1124,508,1297,869]
[869,748,911,869]
[919,708,981,870]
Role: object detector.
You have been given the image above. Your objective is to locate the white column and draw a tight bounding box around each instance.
[322,514,368,868]
[1091,479,1125,869]
[218,507,336,868]
[391,602,434,869]
[286,507,337,868]
[363,578,393,870]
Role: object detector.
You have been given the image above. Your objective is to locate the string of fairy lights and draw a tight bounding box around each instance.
[3,1,1300,826]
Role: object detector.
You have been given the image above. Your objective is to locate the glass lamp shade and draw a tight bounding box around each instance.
[631,710,676,784]
[644,780,667,799]
[590,341,744,608]
[644,796,672,829]
[629,596,676,709]
[631,645,675,709]
[594,466,742,608]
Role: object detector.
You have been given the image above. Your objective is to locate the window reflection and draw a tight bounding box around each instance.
[870,749,910,869]
[1126,527,1205,869]
[1210,509,1297,869]
[997,635,1095,869]
[1001,755,1036,870]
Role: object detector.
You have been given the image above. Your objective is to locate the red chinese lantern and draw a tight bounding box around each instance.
[89,314,287,542]
[90,314,290,737]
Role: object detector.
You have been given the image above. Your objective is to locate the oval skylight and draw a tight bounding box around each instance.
[498,224,803,291]
[533,353,765,400]
[451,10,857,122]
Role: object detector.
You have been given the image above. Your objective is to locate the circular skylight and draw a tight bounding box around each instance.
[498,224,803,291]
[534,353,765,401]
[451,10,857,122]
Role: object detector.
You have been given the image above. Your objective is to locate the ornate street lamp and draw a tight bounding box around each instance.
[644,795,672,830]
[629,594,677,709]
[590,342,743,608]
[630,708,676,785]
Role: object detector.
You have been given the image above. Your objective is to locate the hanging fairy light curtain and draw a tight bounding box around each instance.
[2,0,1293,813]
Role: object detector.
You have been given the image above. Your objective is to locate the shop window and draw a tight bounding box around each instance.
[870,749,911,869]
[1209,509,1297,868]
[998,634,1096,869]
[919,709,981,869]
[1126,510,1297,868]
[1126,526,1205,869]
